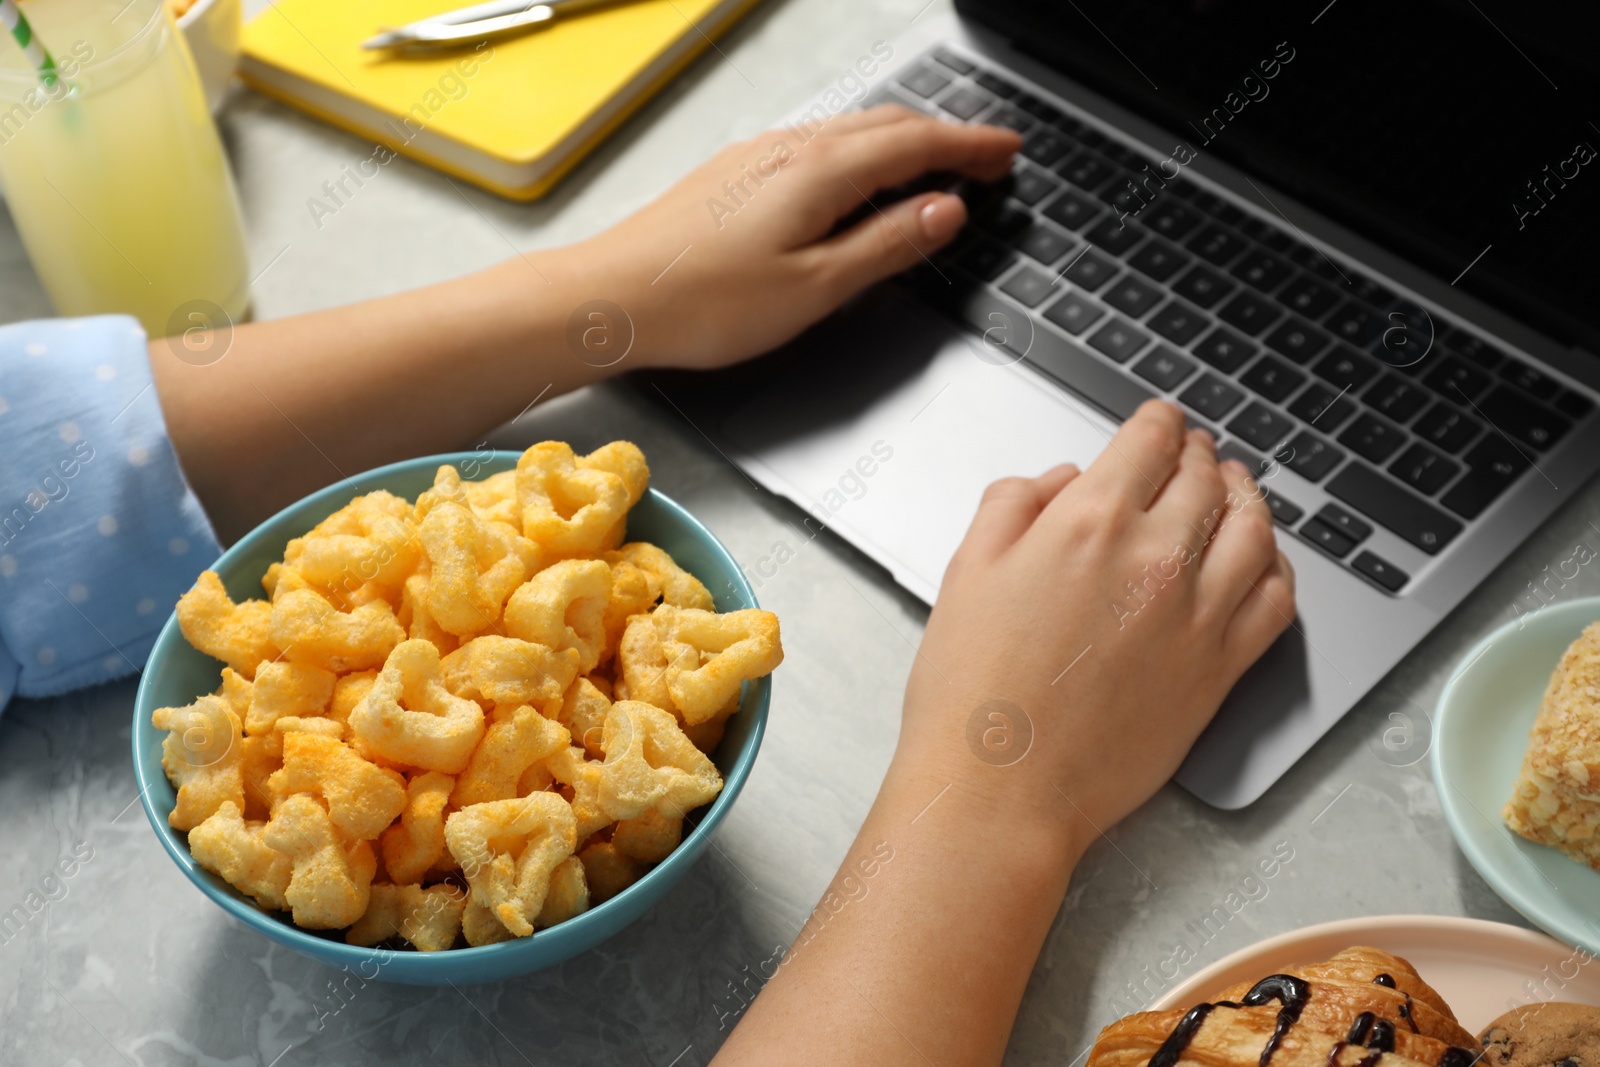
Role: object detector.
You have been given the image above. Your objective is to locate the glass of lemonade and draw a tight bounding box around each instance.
[0,0,249,337]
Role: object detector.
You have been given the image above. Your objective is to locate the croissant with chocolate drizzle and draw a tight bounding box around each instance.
[1088,948,1481,1067]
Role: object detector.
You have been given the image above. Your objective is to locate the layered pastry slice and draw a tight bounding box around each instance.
[1088,947,1481,1067]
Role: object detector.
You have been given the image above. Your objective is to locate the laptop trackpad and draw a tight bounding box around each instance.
[721,288,1120,602]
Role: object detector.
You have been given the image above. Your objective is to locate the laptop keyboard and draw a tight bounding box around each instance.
[871,48,1595,595]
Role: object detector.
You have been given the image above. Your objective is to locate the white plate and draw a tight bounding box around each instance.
[1152,915,1600,1031]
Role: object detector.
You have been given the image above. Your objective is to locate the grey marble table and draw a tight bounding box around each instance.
[4,0,1600,1062]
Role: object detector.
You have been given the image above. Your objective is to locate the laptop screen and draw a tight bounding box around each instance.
[956,0,1600,356]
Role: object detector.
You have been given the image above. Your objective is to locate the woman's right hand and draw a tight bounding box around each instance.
[898,399,1296,838]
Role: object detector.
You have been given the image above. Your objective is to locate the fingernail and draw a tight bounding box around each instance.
[918,195,963,243]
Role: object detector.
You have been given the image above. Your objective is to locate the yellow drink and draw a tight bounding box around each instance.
[0,0,248,336]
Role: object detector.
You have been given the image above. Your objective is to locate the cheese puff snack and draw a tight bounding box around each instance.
[187,802,293,911]
[154,694,245,831]
[503,558,612,673]
[346,883,466,952]
[598,700,723,820]
[327,670,377,728]
[536,856,590,927]
[439,635,580,714]
[580,441,649,510]
[270,587,406,673]
[264,794,378,929]
[577,841,646,904]
[515,442,633,557]
[239,715,345,821]
[600,559,660,666]
[451,705,570,808]
[461,898,517,947]
[608,541,713,612]
[611,808,684,864]
[558,676,613,760]
[284,491,419,601]
[176,571,279,678]
[350,639,486,773]
[653,604,783,725]
[615,613,672,709]
[417,499,540,636]
[464,469,520,528]
[546,744,613,840]
[444,793,578,937]
[379,771,454,885]
[244,660,336,736]
[267,732,408,841]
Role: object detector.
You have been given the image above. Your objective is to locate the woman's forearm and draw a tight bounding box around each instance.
[148,254,608,542]
[711,739,1089,1067]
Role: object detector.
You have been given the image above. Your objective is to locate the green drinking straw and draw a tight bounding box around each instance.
[0,0,59,87]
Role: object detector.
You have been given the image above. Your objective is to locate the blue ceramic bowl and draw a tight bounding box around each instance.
[133,453,769,984]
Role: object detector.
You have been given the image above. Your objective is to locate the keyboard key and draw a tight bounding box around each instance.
[1132,346,1198,391]
[1084,216,1146,257]
[1022,127,1074,166]
[1440,434,1530,519]
[998,265,1059,308]
[1274,274,1340,318]
[1352,551,1408,592]
[1316,504,1371,542]
[1104,274,1164,317]
[1326,463,1463,554]
[1422,356,1493,403]
[1087,318,1151,363]
[1062,248,1119,290]
[1009,166,1060,207]
[1217,290,1282,336]
[1266,491,1304,525]
[1126,239,1191,282]
[939,86,991,120]
[1144,199,1201,240]
[1324,301,1377,347]
[1278,429,1345,481]
[1187,224,1249,266]
[1389,442,1460,495]
[1041,291,1105,335]
[1228,402,1294,451]
[1338,412,1407,462]
[985,103,1033,133]
[1229,249,1294,292]
[1239,217,1292,252]
[1264,317,1333,364]
[1016,93,1063,123]
[1147,299,1208,345]
[931,47,976,74]
[1057,149,1116,191]
[1017,223,1076,265]
[1440,329,1503,368]
[975,71,1019,98]
[1348,276,1397,309]
[1311,346,1380,389]
[1300,517,1356,558]
[1287,382,1356,430]
[971,199,1033,240]
[1007,316,1159,423]
[898,66,952,98]
[955,239,1017,281]
[1555,390,1595,420]
[1171,265,1235,309]
[1239,355,1307,403]
[1476,385,1572,449]
[1192,326,1256,373]
[1042,189,1103,231]
[1498,359,1558,399]
[1413,402,1482,452]
[1181,373,1246,421]
[1364,373,1430,423]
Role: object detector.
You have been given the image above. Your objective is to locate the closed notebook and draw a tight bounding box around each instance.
[240,0,761,200]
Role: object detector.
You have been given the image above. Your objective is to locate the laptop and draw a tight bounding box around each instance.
[689,0,1600,808]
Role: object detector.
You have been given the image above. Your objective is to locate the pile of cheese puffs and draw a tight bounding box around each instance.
[153,441,781,951]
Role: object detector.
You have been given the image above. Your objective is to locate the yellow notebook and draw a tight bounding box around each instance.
[240,0,761,200]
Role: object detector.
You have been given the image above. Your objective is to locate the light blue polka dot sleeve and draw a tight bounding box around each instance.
[0,315,222,711]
